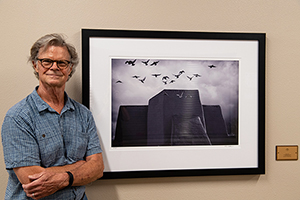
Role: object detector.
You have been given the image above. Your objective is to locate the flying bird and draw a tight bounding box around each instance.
[132,75,140,79]
[187,76,194,81]
[142,59,150,66]
[116,80,122,83]
[179,70,185,74]
[169,80,175,84]
[193,73,201,77]
[139,77,146,83]
[162,76,169,81]
[177,92,184,98]
[152,73,161,78]
[173,74,181,78]
[150,61,159,66]
[208,65,216,68]
[125,59,136,66]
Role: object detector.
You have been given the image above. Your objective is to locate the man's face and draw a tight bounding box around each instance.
[33,45,72,88]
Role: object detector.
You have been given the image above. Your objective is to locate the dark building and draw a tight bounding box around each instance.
[112,89,237,147]
[147,90,208,146]
[113,106,148,146]
[203,105,232,145]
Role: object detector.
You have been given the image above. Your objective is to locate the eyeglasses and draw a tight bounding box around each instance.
[37,58,71,69]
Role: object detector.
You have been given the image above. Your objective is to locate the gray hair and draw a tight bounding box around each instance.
[28,33,79,80]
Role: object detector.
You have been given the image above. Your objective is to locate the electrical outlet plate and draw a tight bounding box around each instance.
[276,145,298,161]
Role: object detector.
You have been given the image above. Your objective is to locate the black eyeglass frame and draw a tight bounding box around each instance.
[37,58,72,69]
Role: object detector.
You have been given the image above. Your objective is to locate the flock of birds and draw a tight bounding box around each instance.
[125,59,159,67]
[115,59,216,85]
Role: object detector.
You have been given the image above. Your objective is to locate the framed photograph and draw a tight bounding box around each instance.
[82,29,265,178]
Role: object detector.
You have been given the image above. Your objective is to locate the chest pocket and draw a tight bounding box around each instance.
[36,130,65,167]
[64,130,89,162]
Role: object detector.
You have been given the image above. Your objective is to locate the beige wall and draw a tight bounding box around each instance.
[0,0,300,199]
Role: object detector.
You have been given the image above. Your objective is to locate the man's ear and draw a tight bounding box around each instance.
[31,61,37,69]
[69,65,73,75]
[32,61,38,72]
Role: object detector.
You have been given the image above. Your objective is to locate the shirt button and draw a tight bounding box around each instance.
[42,134,45,138]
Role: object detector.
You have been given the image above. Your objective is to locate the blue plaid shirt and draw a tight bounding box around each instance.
[1,87,102,200]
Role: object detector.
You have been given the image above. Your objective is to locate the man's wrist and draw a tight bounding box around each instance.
[66,171,74,188]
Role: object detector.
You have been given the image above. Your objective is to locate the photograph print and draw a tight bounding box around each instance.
[112,58,239,147]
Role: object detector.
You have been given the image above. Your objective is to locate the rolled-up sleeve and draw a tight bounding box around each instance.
[85,113,102,157]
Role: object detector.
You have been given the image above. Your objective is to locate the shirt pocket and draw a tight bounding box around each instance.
[36,131,65,167]
[65,131,89,161]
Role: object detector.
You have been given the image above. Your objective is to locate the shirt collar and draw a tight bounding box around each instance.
[32,86,75,114]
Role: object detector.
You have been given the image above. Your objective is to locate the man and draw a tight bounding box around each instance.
[1,33,104,200]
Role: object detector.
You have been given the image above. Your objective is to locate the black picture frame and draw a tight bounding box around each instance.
[82,29,265,179]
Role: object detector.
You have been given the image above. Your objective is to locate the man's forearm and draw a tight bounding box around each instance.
[14,160,86,185]
[46,153,104,187]
[21,153,103,199]
[70,153,104,186]
[46,160,86,173]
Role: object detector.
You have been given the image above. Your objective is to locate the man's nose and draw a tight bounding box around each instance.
[50,61,60,70]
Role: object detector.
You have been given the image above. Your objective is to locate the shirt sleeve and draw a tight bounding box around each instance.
[1,115,40,169]
[85,112,103,157]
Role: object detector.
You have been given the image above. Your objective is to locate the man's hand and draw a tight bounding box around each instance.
[22,171,69,200]
[14,153,103,199]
